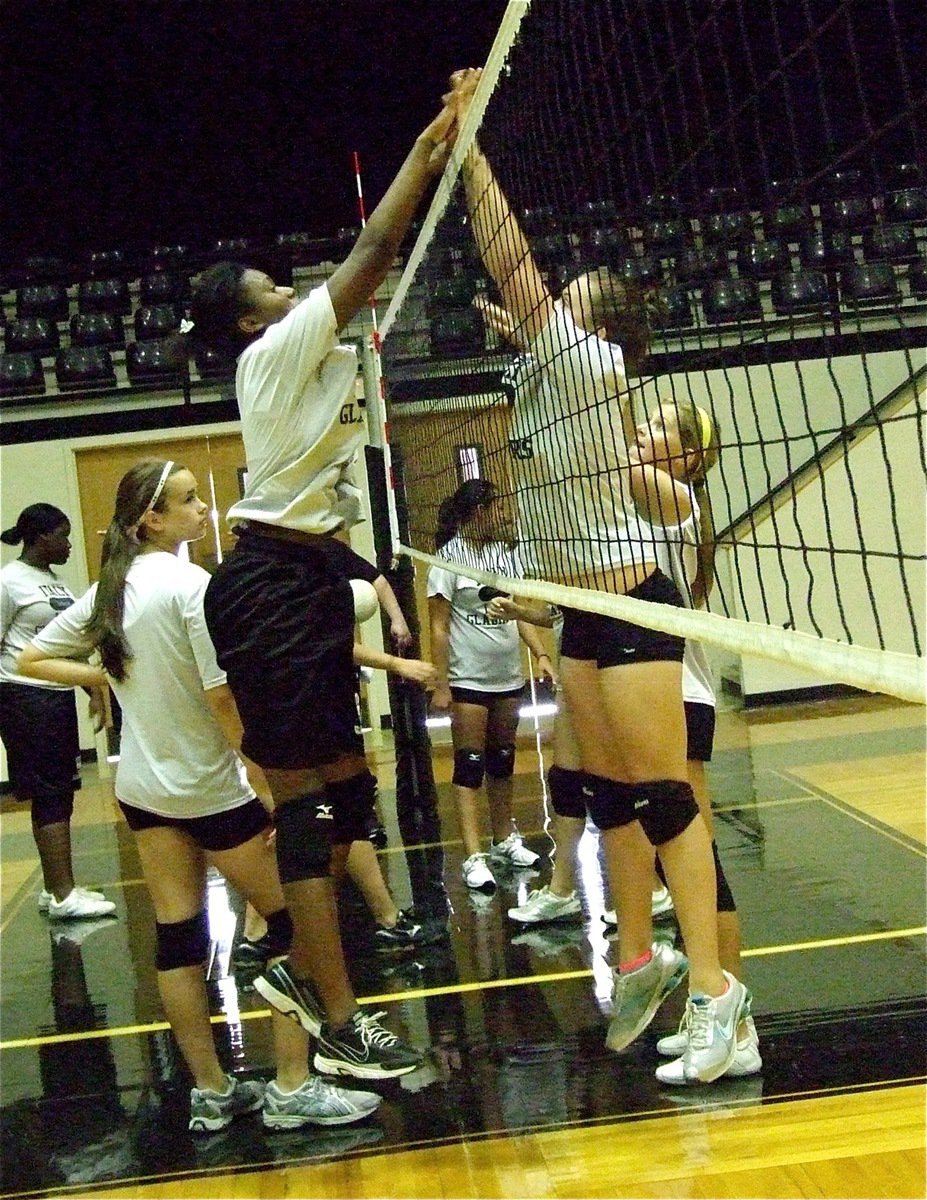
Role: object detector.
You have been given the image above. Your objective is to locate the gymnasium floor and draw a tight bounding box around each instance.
[0,692,924,1199]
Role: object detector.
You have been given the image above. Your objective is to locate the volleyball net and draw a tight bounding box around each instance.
[373,0,926,704]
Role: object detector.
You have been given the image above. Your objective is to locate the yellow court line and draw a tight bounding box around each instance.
[2,924,923,1052]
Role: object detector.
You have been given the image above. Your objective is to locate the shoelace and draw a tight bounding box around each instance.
[356,1011,399,1047]
[685,996,716,1049]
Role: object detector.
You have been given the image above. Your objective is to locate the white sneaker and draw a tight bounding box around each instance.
[462,853,496,892]
[606,942,689,1052]
[508,886,581,924]
[487,832,540,869]
[602,887,673,930]
[680,972,751,1083]
[657,1011,757,1058]
[46,888,117,920]
[39,885,106,912]
[262,1074,381,1128]
[656,1017,761,1084]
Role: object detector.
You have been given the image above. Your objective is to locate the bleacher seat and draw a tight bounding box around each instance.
[212,238,252,260]
[908,259,927,299]
[533,233,573,273]
[700,189,754,247]
[764,180,815,240]
[24,255,68,283]
[820,170,873,232]
[0,352,45,398]
[673,245,729,285]
[576,200,617,229]
[642,192,682,218]
[799,230,856,271]
[651,285,694,330]
[771,270,830,315]
[125,339,185,386]
[580,227,631,271]
[884,165,927,223]
[134,304,181,341]
[78,278,131,316]
[702,277,762,323]
[862,224,919,263]
[737,239,792,279]
[427,276,478,317]
[17,284,69,323]
[840,262,901,304]
[55,346,117,390]
[70,312,125,348]
[89,250,130,277]
[6,317,60,356]
[147,245,189,273]
[430,309,485,356]
[613,253,662,287]
[139,272,189,307]
[194,346,235,381]
[643,217,692,258]
[522,206,559,237]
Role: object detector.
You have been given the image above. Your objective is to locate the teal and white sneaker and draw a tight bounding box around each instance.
[605,942,688,1051]
[188,1074,264,1133]
[680,972,751,1083]
[656,1016,762,1084]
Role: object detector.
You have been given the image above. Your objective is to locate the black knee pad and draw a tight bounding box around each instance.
[263,906,294,956]
[547,765,588,819]
[275,792,333,882]
[633,780,699,846]
[713,841,737,912]
[585,776,638,831]
[485,744,515,780]
[453,749,485,790]
[325,771,378,844]
[156,911,209,971]
[31,792,75,828]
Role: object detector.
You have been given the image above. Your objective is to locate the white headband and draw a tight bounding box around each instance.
[126,460,175,540]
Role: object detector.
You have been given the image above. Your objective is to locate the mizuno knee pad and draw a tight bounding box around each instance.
[325,770,378,844]
[275,792,334,882]
[485,744,516,780]
[547,765,588,819]
[632,780,699,846]
[584,775,638,831]
[155,911,209,971]
[453,749,485,790]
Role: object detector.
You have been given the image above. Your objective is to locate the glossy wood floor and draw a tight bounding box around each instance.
[1,692,924,1200]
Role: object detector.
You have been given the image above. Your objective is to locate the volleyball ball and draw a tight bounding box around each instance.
[350,578,379,623]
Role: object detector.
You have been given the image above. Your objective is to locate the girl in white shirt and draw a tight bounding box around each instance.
[19,460,380,1133]
[0,504,112,920]
[457,66,747,1085]
[427,479,554,893]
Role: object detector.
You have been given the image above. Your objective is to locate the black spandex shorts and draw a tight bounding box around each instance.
[203,531,360,770]
[0,682,80,800]
[450,684,525,708]
[685,701,716,762]
[560,570,685,667]
[118,795,270,852]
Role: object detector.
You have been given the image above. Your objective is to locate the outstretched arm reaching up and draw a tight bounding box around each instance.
[455,69,554,344]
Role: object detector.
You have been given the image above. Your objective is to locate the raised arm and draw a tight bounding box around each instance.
[327,93,460,330]
[626,446,693,527]
[455,70,553,344]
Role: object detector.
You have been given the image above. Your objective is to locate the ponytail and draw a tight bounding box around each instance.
[1,503,68,547]
[83,460,182,681]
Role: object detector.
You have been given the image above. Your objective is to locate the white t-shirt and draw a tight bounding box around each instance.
[644,488,716,709]
[30,552,254,816]
[427,538,525,692]
[1,560,76,689]
[509,304,648,582]
[228,285,364,535]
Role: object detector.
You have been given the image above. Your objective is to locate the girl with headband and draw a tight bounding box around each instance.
[18,459,382,1132]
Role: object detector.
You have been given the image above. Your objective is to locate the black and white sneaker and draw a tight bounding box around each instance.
[374,909,441,952]
[254,960,325,1037]
[314,1010,422,1079]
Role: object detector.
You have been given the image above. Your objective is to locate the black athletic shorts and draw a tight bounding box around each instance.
[0,681,80,799]
[685,701,715,762]
[203,531,360,770]
[560,569,686,667]
[118,795,270,852]
[450,684,526,708]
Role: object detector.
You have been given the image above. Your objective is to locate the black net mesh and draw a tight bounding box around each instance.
[378,0,926,699]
